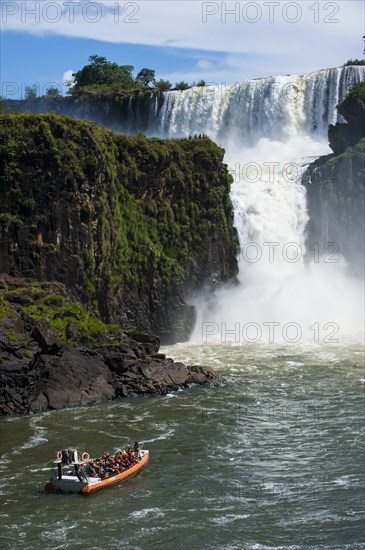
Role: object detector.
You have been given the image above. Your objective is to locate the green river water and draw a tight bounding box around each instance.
[0,341,364,550]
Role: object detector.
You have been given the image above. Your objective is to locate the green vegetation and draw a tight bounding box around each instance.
[70,55,138,96]
[337,81,365,124]
[175,81,190,91]
[304,83,365,273]
[45,87,62,98]
[4,56,208,115]
[328,82,365,155]
[136,68,156,88]
[25,85,37,101]
[0,113,237,325]
[155,79,172,91]
[61,55,205,98]
[343,59,365,66]
[1,283,125,345]
[0,295,11,320]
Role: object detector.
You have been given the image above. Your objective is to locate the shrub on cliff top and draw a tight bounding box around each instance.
[0,112,238,328]
[337,82,365,132]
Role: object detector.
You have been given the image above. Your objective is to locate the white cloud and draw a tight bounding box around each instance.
[63,69,75,86]
[2,1,364,81]
[196,60,215,71]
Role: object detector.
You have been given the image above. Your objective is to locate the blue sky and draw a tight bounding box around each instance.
[1,0,364,99]
[1,32,216,96]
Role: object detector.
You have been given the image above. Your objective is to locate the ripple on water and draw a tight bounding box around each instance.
[1,340,364,549]
[130,508,165,519]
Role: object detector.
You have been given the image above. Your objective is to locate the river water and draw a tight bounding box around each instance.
[0,340,364,549]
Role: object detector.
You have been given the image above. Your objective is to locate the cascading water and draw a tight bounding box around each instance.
[156,66,364,143]
[154,66,365,344]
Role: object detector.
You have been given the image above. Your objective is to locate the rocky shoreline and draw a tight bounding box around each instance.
[0,276,224,415]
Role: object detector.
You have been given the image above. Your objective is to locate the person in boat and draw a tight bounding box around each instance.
[110,464,119,475]
[127,450,137,466]
[61,449,70,464]
[98,461,106,477]
[121,454,130,468]
[133,441,142,460]
[86,461,98,477]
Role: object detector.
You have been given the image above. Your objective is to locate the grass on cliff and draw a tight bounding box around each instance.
[0,113,237,323]
[1,283,126,346]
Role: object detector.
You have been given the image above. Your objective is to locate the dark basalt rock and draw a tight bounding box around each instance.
[302,83,365,274]
[0,289,225,415]
[0,113,238,345]
[28,347,115,412]
[30,318,63,354]
[65,321,79,341]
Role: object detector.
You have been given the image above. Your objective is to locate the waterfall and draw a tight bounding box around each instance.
[154,66,364,344]
[126,66,364,344]
[156,66,364,145]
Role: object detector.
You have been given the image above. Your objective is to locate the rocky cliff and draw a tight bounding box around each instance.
[6,91,161,135]
[0,113,238,344]
[0,276,223,415]
[302,83,365,272]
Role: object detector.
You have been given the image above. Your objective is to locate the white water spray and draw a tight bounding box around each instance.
[134,66,365,343]
[156,66,365,345]
[191,135,364,346]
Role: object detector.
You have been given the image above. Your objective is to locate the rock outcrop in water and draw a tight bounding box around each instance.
[302,83,365,272]
[0,277,224,415]
[0,113,238,344]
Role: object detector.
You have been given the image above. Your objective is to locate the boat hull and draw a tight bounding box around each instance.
[46,450,149,494]
[82,450,149,494]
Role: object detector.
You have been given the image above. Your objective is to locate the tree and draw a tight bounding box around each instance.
[197,80,206,87]
[45,87,62,98]
[155,79,172,91]
[337,82,365,129]
[89,55,108,66]
[175,81,190,91]
[328,82,365,154]
[70,55,136,94]
[25,85,37,101]
[343,59,365,66]
[136,68,156,87]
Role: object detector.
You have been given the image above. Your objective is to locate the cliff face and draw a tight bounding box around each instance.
[0,114,238,343]
[5,92,160,135]
[302,140,365,270]
[302,83,365,272]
